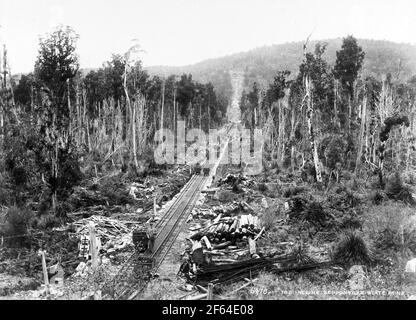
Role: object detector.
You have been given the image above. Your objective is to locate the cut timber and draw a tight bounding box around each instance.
[201,236,212,250]
[153,196,157,217]
[229,220,238,233]
[254,227,265,241]
[242,201,254,211]
[196,285,208,293]
[89,223,98,270]
[248,237,256,255]
[191,240,202,251]
[207,283,214,300]
[202,188,219,194]
[213,241,232,250]
[213,214,222,224]
[192,240,204,265]
[212,258,238,263]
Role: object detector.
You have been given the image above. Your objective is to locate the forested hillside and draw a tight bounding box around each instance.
[240,36,416,186]
[147,39,416,90]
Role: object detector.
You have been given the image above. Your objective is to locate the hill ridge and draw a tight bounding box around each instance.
[145,38,416,90]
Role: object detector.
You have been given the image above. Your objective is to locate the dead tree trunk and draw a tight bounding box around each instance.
[161,78,165,134]
[289,105,297,172]
[333,79,340,130]
[355,95,367,174]
[305,76,322,183]
[123,63,138,169]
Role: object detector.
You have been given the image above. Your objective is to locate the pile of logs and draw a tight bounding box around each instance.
[73,216,137,242]
[190,214,262,244]
[192,201,254,220]
[212,201,253,215]
[218,173,255,188]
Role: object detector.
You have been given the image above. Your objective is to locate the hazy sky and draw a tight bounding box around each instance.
[1,0,416,73]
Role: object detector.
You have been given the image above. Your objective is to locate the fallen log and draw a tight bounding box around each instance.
[201,236,212,250]
[254,227,265,241]
[189,252,333,286]
[213,241,232,250]
[212,258,238,263]
[196,285,208,293]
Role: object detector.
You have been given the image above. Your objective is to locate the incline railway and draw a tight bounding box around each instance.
[110,124,235,300]
[110,168,211,300]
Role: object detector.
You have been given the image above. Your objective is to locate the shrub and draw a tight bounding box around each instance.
[385,172,416,205]
[345,176,367,192]
[0,173,12,206]
[282,186,306,198]
[261,207,280,231]
[402,170,416,186]
[363,202,416,254]
[289,196,329,228]
[328,186,361,209]
[303,201,328,227]
[257,183,268,193]
[340,215,362,230]
[332,230,373,266]
[288,196,308,215]
[35,214,62,230]
[371,190,387,205]
[1,206,34,247]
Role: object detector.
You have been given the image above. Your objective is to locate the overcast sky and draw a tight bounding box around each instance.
[1,0,416,73]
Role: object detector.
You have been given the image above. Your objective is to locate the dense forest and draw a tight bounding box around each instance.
[240,36,416,191]
[0,26,228,236]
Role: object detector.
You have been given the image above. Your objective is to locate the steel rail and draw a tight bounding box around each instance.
[113,123,236,299]
[152,175,208,268]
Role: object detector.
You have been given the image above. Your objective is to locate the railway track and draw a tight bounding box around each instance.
[110,170,210,299]
[152,175,207,268]
[110,124,237,299]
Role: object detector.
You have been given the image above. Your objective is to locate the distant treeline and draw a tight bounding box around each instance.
[147,38,416,92]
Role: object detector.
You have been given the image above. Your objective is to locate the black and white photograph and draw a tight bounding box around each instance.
[0,0,416,304]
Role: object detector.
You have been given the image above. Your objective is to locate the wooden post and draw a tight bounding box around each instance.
[38,250,49,294]
[248,237,256,255]
[207,283,214,300]
[89,222,98,270]
[153,195,157,218]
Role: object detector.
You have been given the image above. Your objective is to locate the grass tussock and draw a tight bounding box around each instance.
[282,186,307,198]
[332,230,373,266]
[385,172,416,206]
